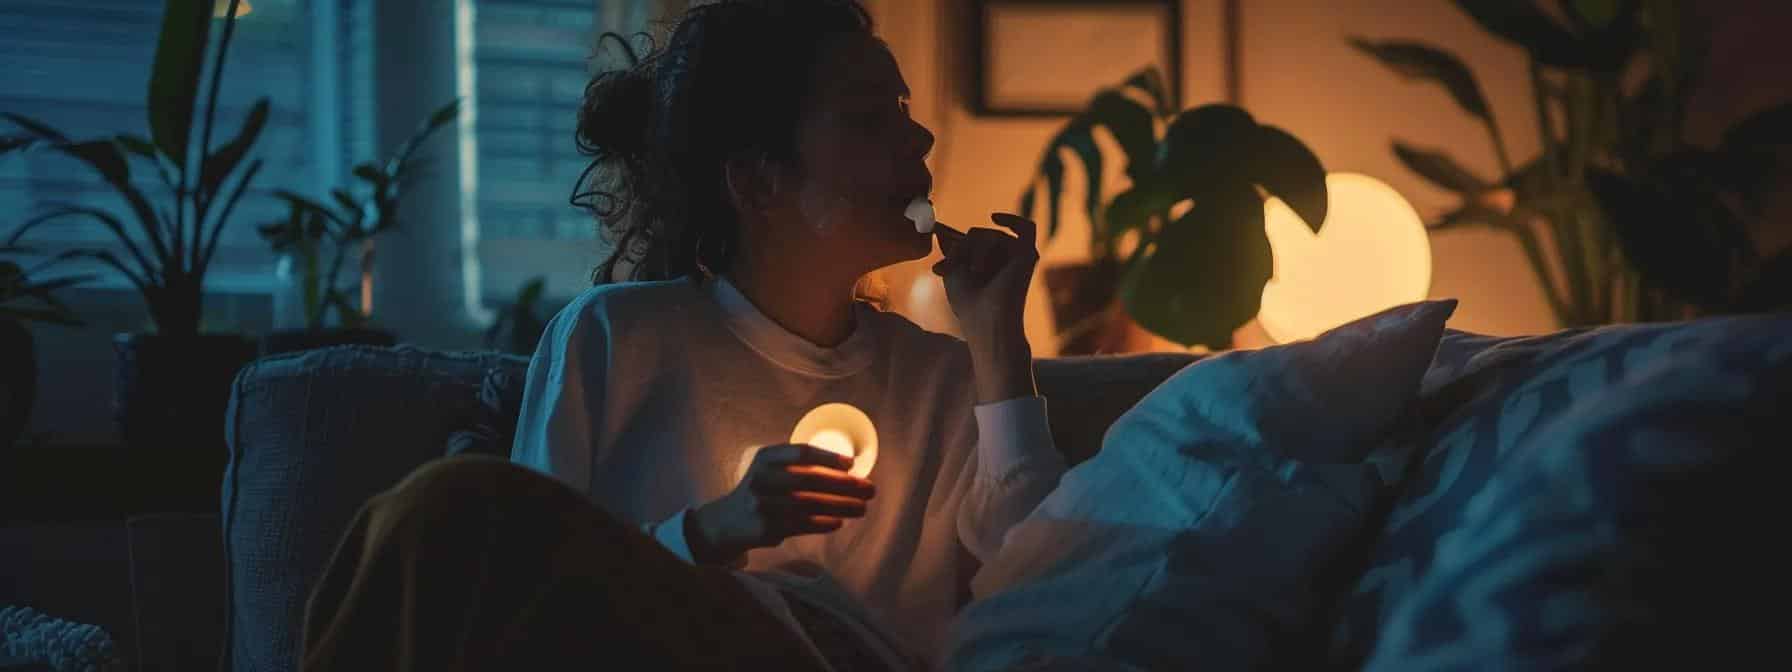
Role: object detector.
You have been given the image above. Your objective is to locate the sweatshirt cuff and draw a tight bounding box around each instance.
[973,395,1060,482]
[648,509,697,564]
[647,509,748,569]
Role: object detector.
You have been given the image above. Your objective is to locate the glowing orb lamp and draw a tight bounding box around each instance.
[1259,172,1433,343]
[789,402,878,480]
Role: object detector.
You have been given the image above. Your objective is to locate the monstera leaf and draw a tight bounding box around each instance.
[1121,188,1271,350]
[1116,105,1327,347]
[1019,69,1326,350]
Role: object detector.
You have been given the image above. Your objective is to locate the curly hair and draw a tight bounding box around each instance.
[572,0,875,285]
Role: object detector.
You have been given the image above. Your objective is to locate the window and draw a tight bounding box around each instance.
[468,0,659,302]
[0,0,358,295]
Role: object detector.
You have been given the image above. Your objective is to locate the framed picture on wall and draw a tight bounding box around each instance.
[972,0,1182,116]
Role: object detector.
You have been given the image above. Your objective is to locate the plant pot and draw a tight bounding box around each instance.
[1043,259,1164,355]
[260,327,397,357]
[1,319,35,452]
[113,332,260,512]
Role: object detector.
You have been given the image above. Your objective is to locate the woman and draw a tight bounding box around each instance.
[299,1,1061,670]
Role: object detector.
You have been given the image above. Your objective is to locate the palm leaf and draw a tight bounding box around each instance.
[199,98,270,199]
[1,112,70,144]
[1392,141,1493,193]
[1348,38,1493,122]
[147,0,212,167]
[6,204,156,282]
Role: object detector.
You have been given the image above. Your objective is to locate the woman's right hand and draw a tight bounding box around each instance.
[688,444,876,563]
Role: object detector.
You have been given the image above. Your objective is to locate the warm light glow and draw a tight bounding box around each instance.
[789,403,878,479]
[1259,172,1432,343]
[807,429,856,460]
[213,0,251,18]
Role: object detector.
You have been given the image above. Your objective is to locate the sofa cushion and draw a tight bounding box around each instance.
[219,345,526,672]
[1033,353,1201,466]
[1328,314,1792,667]
[1362,317,1790,669]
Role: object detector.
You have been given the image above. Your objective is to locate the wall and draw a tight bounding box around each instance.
[872,0,1786,356]
[874,0,1792,355]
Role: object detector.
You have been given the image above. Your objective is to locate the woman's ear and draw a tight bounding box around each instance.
[722,152,785,216]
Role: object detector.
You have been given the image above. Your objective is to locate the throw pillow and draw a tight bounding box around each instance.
[1326,314,1792,667]
[1360,318,1791,670]
[944,299,1458,671]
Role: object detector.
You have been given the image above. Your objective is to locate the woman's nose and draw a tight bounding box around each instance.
[909,119,935,159]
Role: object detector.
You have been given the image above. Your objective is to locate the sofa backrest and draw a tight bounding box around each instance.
[218,345,1198,672]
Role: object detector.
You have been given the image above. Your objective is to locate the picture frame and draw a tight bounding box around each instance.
[971,0,1183,117]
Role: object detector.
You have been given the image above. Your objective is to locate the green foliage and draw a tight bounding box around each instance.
[256,100,461,330]
[485,276,549,356]
[1019,68,1327,349]
[1,246,94,327]
[1351,0,1792,324]
[2,0,260,337]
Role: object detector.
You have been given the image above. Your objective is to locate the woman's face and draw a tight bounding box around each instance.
[767,32,936,270]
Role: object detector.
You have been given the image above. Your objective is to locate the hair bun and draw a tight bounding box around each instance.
[575,61,654,162]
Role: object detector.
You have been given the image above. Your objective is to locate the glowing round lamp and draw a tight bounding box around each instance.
[213,0,252,18]
[788,402,878,480]
[1259,172,1432,343]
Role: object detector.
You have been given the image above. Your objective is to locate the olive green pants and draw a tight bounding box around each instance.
[299,454,828,671]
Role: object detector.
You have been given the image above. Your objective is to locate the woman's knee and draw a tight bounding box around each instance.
[374,455,597,527]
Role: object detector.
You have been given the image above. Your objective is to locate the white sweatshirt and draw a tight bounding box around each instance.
[510,276,1065,666]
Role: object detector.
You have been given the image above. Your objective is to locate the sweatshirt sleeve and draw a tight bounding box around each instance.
[509,299,734,566]
[510,301,605,499]
[955,395,1067,563]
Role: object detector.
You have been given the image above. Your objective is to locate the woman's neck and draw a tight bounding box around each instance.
[724,262,861,348]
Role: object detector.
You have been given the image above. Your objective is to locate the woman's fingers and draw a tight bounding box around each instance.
[788,491,870,518]
[989,212,1038,247]
[755,464,876,500]
[756,443,855,471]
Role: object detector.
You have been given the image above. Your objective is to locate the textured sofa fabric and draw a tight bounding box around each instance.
[219,346,527,672]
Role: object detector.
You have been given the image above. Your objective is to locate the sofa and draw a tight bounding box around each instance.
[12,313,1783,670]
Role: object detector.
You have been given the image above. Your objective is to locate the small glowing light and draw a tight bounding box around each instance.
[807,429,856,460]
[789,403,878,479]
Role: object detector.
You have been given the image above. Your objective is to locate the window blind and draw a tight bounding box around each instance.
[0,0,349,294]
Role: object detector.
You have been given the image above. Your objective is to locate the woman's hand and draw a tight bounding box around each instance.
[688,444,876,563]
[934,212,1041,404]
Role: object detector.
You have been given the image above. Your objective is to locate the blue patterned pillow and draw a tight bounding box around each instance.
[1361,316,1790,670]
[1328,314,1792,667]
[946,300,1458,671]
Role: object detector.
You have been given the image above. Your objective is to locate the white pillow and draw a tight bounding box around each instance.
[944,299,1458,672]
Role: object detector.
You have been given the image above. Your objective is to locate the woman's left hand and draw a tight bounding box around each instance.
[934,212,1041,403]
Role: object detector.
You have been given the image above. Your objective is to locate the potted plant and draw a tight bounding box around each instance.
[1020,69,1329,353]
[484,276,550,356]
[2,0,265,471]
[257,99,460,356]
[0,246,94,452]
[1349,0,1791,325]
